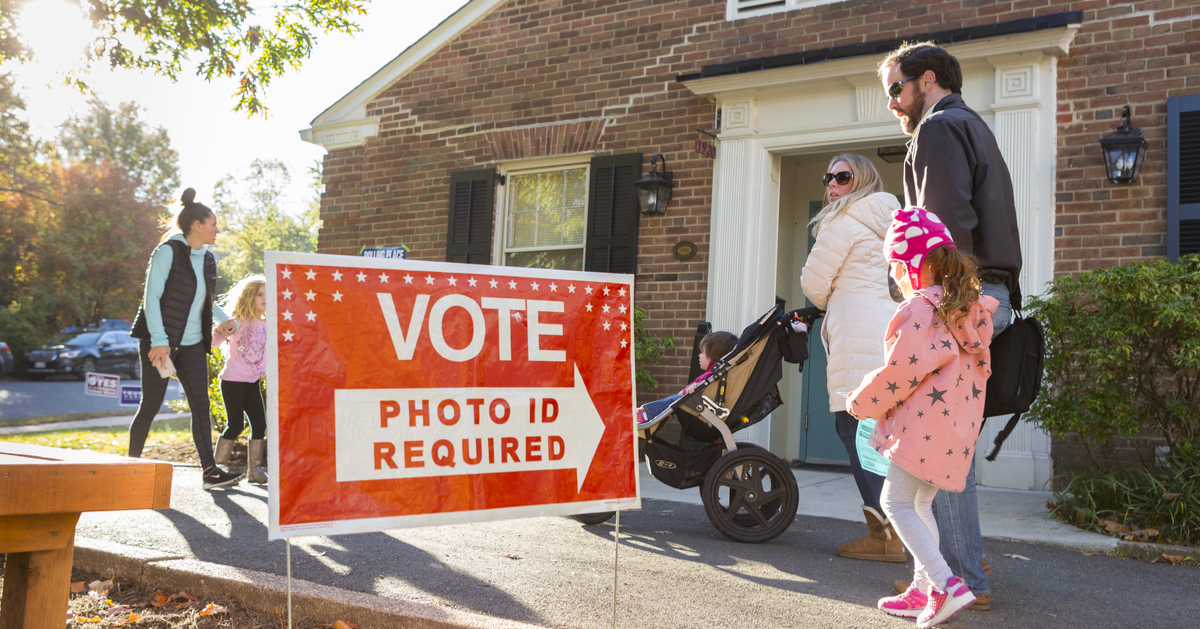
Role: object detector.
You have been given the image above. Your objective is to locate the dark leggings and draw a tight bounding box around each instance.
[835,410,886,513]
[219,380,266,440]
[127,339,217,469]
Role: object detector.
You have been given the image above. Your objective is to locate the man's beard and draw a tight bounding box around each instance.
[900,90,927,135]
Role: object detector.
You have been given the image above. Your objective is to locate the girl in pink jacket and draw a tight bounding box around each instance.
[847,207,997,628]
[212,275,269,484]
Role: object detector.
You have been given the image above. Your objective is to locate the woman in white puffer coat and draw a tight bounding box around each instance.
[801,153,904,563]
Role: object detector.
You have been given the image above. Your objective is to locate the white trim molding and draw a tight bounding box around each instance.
[299,117,380,151]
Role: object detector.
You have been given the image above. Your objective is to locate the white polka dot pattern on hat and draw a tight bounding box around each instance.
[884,207,956,291]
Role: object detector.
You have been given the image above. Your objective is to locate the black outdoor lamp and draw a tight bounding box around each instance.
[635,154,674,216]
[1099,105,1148,185]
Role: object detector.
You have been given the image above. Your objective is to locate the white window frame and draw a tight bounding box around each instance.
[727,0,846,22]
[493,154,593,269]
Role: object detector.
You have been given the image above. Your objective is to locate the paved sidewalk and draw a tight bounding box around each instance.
[644,465,1119,554]
[0,412,189,435]
[6,408,1119,552]
[70,465,1196,629]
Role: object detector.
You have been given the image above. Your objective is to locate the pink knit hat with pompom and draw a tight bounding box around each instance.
[884,206,956,291]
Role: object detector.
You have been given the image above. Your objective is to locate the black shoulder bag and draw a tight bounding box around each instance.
[983,309,1045,461]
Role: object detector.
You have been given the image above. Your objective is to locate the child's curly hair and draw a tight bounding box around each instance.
[924,246,981,326]
[221,275,267,322]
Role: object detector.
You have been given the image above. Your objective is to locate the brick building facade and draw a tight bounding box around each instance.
[304,0,1200,488]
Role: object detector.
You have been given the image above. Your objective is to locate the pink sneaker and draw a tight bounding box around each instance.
[636,407,648,424]
[917,576,976,628]
[878,582,928,618]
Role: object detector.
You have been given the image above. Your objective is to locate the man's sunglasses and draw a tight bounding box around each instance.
[822,171,853,186]
[887,75,919,99]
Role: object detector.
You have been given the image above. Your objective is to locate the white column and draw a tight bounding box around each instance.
[708,99,780,448]
[975,54,1055,490]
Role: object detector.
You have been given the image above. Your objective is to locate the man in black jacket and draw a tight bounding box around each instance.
[877,41,1024,612]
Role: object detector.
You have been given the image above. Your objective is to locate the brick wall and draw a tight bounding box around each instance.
[1055,0,1200,275]
[316,0,1200,397]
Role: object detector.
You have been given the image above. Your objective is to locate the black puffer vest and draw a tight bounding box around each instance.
[131,239,217,351]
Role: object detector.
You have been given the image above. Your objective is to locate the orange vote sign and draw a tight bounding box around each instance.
[266,252,640,539]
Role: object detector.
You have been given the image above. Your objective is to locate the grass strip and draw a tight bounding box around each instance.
[2,417,197,456]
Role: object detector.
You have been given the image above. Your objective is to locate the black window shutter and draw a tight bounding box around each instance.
[446,169,496,264]
[1168,94,1200,260]
[585,153,642,273]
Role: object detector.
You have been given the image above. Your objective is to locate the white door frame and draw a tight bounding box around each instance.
[682,26,1078,490]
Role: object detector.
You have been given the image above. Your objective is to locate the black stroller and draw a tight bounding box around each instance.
[576,304,822,543]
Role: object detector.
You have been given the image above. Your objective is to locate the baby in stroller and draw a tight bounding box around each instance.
[622,305,817,543]
[636,331,738,426]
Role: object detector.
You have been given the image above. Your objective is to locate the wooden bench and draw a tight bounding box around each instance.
[0,442,172,628]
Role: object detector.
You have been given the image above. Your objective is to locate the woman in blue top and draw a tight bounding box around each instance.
[128,188,243,490]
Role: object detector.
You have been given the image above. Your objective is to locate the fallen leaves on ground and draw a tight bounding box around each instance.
[333,621,358,629]
[1101,519,1127,534]
[58,569,331,628]
[1121,528,1160,543]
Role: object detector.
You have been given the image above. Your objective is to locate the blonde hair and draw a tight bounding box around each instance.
[808,154,886,237]
[924,246,981,327]
[221,275,267,322]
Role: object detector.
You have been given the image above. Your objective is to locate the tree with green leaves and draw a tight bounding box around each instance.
[0,161,163,362]
[213,158,320,292]
[2,77,166,364]
[57,97,180,206]
[0,72,44,305]
[0,0,367,115]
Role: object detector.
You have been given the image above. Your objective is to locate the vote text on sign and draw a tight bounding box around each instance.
[266,252,640,539]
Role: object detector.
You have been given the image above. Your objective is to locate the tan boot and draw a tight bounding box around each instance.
[247,439,268,484]
[836,506,907,563]
[214,437,236,467]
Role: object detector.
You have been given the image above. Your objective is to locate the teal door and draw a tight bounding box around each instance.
[797,201,849,465]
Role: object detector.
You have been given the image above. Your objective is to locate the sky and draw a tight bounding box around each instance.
[3,0,466,212]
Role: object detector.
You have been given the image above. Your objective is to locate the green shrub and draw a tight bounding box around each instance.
[633,307,675,391]
[1026,254,1200,469]
[1049,458,1200,547]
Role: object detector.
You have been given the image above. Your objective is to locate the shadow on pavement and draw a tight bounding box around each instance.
[156,488,547,625]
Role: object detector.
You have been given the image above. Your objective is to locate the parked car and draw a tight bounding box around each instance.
[0,341,13,376]
[24,330,141,380]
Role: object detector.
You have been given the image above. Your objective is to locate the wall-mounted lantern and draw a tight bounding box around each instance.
[635,154,674,216]
[1100,105,1148,185]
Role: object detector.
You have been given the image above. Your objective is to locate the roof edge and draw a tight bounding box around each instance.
[676,11,1083,83]
[303,0,510,147]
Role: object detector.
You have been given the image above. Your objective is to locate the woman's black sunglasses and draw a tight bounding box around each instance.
[822,171,853,186]
[887,75,919,99]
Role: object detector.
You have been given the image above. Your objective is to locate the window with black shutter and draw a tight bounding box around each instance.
[445,169,496,264]
[1168,95,1200,260]
[503,165,589,269]
[584,153,642,274]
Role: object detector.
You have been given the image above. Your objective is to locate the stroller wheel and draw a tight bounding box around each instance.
[571,511,616,525]
[700,447,798,543]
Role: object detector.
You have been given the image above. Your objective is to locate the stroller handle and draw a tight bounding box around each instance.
[786,306,825,326]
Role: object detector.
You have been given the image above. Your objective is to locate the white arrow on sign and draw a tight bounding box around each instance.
[334,364,606,492]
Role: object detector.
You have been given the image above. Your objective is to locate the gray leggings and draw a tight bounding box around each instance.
[881,463,953,591]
